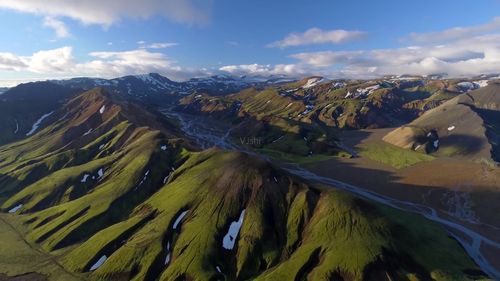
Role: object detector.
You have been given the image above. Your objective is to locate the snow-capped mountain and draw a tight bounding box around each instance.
[51,73,297,97]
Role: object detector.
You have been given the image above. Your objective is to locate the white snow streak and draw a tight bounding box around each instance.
[90,255,107,271]
[13,119,19,134]
[81,174,90,183]
[26,111,54,136]
[8,204,23,213]
[83,129,93,136]
[222,209,245,250]
[173,211,189,230]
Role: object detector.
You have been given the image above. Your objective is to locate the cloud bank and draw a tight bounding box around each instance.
[268,28,366,48]
[0,0,212,26]
[0,47,205,82]
[223,19,500,79]
[407,17,500,43]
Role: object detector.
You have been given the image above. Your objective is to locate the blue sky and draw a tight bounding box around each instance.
[0,0,499,86]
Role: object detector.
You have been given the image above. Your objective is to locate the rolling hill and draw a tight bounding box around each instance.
[178,76,491,130]
[0,87,489,281]
[383,82,500,163]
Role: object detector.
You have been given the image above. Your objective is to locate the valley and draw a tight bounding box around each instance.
[158,104,500,279]
[1,3,500,281]
[0,75,498,281]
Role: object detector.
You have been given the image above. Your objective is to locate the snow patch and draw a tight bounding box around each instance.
[161,145,167,151]
[216,266,222,273]
[8,204,22,213]
[99,144,105,150]
[26,111,54,136]
[302,77,323,89]
[332,82,346,89]
[83,129,93,136]
[346,85,381,98]
[164,242,171,265]
[13,119,19,134]
[137,170,150,186]
[433,140,439,148]
[173,211,189,230]
[448,126,456,131]
[272,136,284,143]
[473,80,489,88]
[222,209,245,250]
[90,255,107,271]
[97,168,104,178]
[81,174,90,183]
[99,105,106,114]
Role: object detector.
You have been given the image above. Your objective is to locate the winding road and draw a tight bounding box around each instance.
[160,106,500,280]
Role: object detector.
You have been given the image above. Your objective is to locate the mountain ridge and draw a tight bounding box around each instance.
[0,88,489,281]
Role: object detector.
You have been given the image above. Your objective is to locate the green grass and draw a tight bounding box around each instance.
[0,88,489,281]
[359,142,435,169]
[0,214,83,281]
[258,148,338,164]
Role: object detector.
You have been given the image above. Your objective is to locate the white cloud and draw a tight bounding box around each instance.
[43,16,70,38]
[219,63,307,77]
[83,49,175,76]
[29,47,74,73]
[0,0,211,26]
[220,64,271,74]
[220,33,500,79]
[0,47,73,73]
[407,17,500,43]
[0,52,27,71]
[139,42,178,49]
[289,34,500,78]
[0,46,206,83]
[268,28,366,48]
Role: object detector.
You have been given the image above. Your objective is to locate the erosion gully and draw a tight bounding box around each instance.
[159,106,500,280]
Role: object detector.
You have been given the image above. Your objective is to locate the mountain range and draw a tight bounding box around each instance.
[0,73,499,281]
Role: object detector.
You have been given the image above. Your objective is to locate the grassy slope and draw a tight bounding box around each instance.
[359,142,434,169]
[76,149,483,281]
[0,88,490,281]
[384,83,500,162]
[0,214,81,281]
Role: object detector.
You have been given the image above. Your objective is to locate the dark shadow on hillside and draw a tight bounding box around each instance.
[472,108,500,162]
[439,134,486,156]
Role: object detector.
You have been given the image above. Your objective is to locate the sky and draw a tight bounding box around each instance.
[0,0,499,86]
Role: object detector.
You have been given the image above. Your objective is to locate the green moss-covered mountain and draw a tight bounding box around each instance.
[0,88,490,281]
[176,77,489,160]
